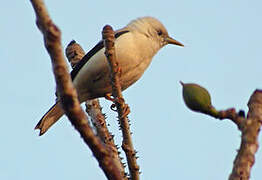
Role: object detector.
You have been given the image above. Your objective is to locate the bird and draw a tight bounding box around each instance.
[35,16,184,135]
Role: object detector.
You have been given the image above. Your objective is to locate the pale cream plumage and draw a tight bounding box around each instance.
[35,17,184,135]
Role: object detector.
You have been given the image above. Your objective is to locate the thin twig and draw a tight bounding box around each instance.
[217,108,245,130]
[66,40,127,178]
[30,1,122,179]
[102,25,140,180]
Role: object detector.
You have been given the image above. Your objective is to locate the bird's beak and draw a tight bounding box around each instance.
[165,36,184,47]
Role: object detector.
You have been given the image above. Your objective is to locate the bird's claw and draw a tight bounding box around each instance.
[105,93,115,102]
[115,97,130,118]
[106,95,130,118]
[120,104,130,118]
[110,103,117,112]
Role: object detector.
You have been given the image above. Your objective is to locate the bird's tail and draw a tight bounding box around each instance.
[35,101,64,136]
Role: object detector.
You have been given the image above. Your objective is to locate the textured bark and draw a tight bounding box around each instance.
[228,90,262,180]
[66,40,127,179]
[103,25,140,180]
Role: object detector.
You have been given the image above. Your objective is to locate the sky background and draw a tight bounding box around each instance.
[1,0,262,179]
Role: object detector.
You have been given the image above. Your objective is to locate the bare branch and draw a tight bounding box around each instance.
[30,1,122,179]
[229,90,262,180]
[217,108,245,130]
[66,40,127,178]
[204,90,262,179]
[102,25,140,180]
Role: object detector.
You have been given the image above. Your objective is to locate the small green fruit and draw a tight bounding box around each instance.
[180,81,219,117]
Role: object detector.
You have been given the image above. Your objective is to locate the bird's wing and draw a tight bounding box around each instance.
[70,29,130,80]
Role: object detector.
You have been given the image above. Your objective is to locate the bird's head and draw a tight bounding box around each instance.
[127,17,184,48]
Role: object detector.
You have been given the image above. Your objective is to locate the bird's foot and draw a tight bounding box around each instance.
[110,102,130,118]
[105,93,114,102]
[105,93,118,112]
[105,94,130,118]
[114,97,131,118]
[120,104,130,118]
[110,103,117,112]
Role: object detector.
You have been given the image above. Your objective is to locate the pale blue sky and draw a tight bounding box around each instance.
[1,1,261,179]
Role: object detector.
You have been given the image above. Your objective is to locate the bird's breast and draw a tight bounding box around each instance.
[115,34,154,90]
[73,32,157,101]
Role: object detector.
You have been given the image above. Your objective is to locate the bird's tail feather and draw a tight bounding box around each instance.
[35,101,64,136]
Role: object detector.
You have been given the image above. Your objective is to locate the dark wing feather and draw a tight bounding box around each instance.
[70,30,129,80]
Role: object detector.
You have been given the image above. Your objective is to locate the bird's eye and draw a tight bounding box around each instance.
[157,30,163,36]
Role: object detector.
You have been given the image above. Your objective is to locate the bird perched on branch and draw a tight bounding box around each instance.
[35,16,184,135]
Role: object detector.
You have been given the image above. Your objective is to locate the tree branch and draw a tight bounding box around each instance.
[202,90,262,180]
[181,82,262,179]
[66,40,127,179]
[30,1,122,179]
[228,90,262,180]
[217,108,245,130]
[102,25,140,180]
